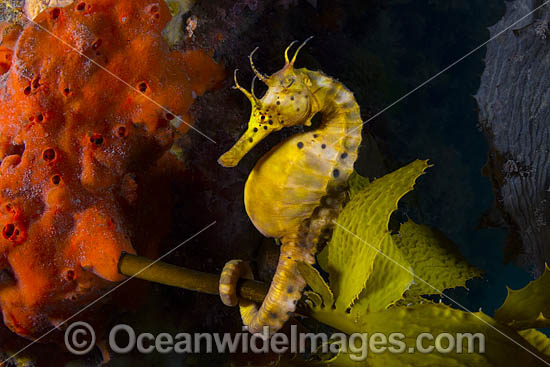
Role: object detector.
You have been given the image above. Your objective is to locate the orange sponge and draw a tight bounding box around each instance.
[0,0,223,339]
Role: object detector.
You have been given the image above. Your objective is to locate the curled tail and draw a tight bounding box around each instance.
[220,202,343,334]
[220,234,313,334]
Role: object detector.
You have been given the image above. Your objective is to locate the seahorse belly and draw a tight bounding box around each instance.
[244,126,355,239]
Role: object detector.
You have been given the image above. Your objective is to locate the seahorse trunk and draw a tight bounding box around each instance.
[239,73,362,333]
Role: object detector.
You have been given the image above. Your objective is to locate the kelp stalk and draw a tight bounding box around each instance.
[118,253,269,304]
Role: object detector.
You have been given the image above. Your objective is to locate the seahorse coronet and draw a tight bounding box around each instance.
[218,39,363,335]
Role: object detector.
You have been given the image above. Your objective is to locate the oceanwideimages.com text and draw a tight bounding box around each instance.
[65,321,486,361]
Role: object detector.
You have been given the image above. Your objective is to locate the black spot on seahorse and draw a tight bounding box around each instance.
[269,312,278,319]
[297,142,304,149]
[287,286,294,293]
[333,169,340,178]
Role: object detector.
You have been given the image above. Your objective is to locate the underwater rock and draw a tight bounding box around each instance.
[476,0,550,275]
[0,0,223,339]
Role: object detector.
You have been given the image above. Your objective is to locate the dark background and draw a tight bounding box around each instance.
[136,0,538,365]
[113,0,545,365]
[181,0,528,321]
[3,0,542,365]
[126,0,538,365]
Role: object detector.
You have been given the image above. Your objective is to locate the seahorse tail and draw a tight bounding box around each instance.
[246,233,315,335]
[219,260,255,307]
[242,202,345,334]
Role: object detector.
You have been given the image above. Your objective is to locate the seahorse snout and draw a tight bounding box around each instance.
[218,123,272,167]
[218,151,240,167]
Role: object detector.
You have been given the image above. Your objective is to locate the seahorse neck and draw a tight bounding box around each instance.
[304,69,362,136]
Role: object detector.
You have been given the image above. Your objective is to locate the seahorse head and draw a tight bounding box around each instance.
[218,38,316,167]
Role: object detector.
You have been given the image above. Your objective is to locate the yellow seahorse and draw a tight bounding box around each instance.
[218,38,363,334]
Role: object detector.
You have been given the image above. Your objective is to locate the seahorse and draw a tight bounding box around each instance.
[218,38,363,334]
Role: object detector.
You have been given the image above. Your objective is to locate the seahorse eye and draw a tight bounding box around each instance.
[283,77,295,88]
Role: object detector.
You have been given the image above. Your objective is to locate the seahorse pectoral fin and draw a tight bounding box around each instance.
[218,124,272,167]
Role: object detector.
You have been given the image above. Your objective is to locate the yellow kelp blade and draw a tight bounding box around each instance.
[519,329,550,357]
[165,0,195,15]
[495,264,550,330]
[162,0,197,46]
[352,304,550,367]
[317,244,329,274]
[300,303,550,366]
[350,234,413,313]
[326,159,431,310]
[297,261,334,308]
[347,171,371,197]
[316,171,371,283]
[393,220,482,301]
